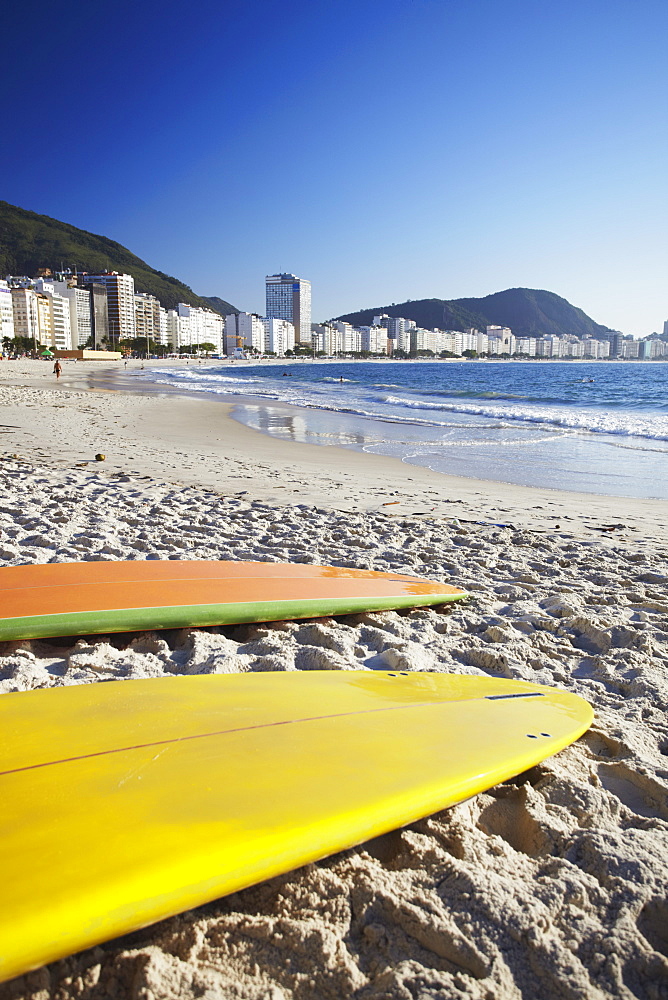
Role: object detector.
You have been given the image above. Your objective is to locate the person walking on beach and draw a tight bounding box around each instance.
[53,361,62,379]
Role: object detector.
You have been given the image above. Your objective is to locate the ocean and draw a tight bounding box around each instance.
[148,360,668,500]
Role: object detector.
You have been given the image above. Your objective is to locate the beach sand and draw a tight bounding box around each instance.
[0,359,667,1000]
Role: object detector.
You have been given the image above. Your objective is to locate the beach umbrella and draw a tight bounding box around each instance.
[41,349,54,357]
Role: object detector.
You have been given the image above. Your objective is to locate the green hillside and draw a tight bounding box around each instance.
[336,288,614,339]
[0,201,238,315]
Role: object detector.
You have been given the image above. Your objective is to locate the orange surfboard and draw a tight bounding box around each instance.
[0,561,467,641]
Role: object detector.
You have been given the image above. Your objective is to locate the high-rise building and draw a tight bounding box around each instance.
[36,293,54,346]
[374,315,415,354]
[34,280,73,350]
[10,287,40,347]
[225,312,265,355]
[263,317,295,356]
[158,307,170,348]
[88,283,109,348]
[0,281,15,341]
[331,321,361,353]
[359,325,389,355]
[167,303,224,353]
[81,272,136,345]
[52,281,92,347]
[311,323,341,355]
[265,273,311,344]
[134,293,161,347]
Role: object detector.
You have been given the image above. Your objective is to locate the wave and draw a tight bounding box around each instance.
[363,434,560,451]
[381,396,668,441]
[388,386,537,402]
[150,368,259,385]
[150,378,281,402]
[148,370,668,443]
[606,441,668,455]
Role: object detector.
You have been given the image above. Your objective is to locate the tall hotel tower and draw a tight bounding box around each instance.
[82,272,136,345]
[265,273,311,344]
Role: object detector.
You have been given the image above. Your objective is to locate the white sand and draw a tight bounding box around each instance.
[0,360,667,1000]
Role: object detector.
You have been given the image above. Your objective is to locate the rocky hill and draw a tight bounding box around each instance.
[336,287,614,338]
[0,201,237,315]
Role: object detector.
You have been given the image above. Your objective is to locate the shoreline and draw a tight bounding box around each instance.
[98,357,668,502]
[1,358,665,542]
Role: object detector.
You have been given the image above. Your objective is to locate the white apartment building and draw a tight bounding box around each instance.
[313,322,358,355]
[620,340,640,359]
[33,280,72,350]
[458,329,486,354]
[266,273,311,344]
[581,338,610,359]
[263,317,295,356]
[310,322,348,354]
[169,303,224,353]
[536,337,559,358]
[359,325,388,354]
[468,332,486,354]
[52,281,92,347]
[201,309,224,353]
[11,288,40,347]
[331,321,361,353]
[486,337,504,356]
[36,294,53,347]
[392,317,415,354]
[410,327,451,354]
[0,281,15,341]
[48,293,72,350]
[639,338,666,358]
[485,327,515,356]
[514,337,537,356]
[372,315,415,353]
[311,323,338,354]
[179,302,202,349]
[164,310,180,349]
[134,293,161,347]
[441,331,462,354]
[82,272,136,344]
[158,307,170,347]
[225,312,265,354]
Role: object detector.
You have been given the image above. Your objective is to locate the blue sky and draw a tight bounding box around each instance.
[3,0,666,334]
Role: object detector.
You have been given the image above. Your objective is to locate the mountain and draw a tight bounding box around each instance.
[0,201,238,315]
[201,295,238,316]
[335,288,614,339]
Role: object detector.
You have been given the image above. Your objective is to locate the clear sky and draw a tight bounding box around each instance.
[3,0,666,334]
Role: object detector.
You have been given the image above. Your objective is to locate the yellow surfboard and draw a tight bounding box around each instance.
[0,671,593,982]
[0,561,467,641]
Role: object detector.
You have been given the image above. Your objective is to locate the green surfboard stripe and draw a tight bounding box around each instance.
[0,592,468,641]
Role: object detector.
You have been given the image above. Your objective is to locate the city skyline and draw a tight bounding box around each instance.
[6,265,665,358]
[2,0,666,336]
